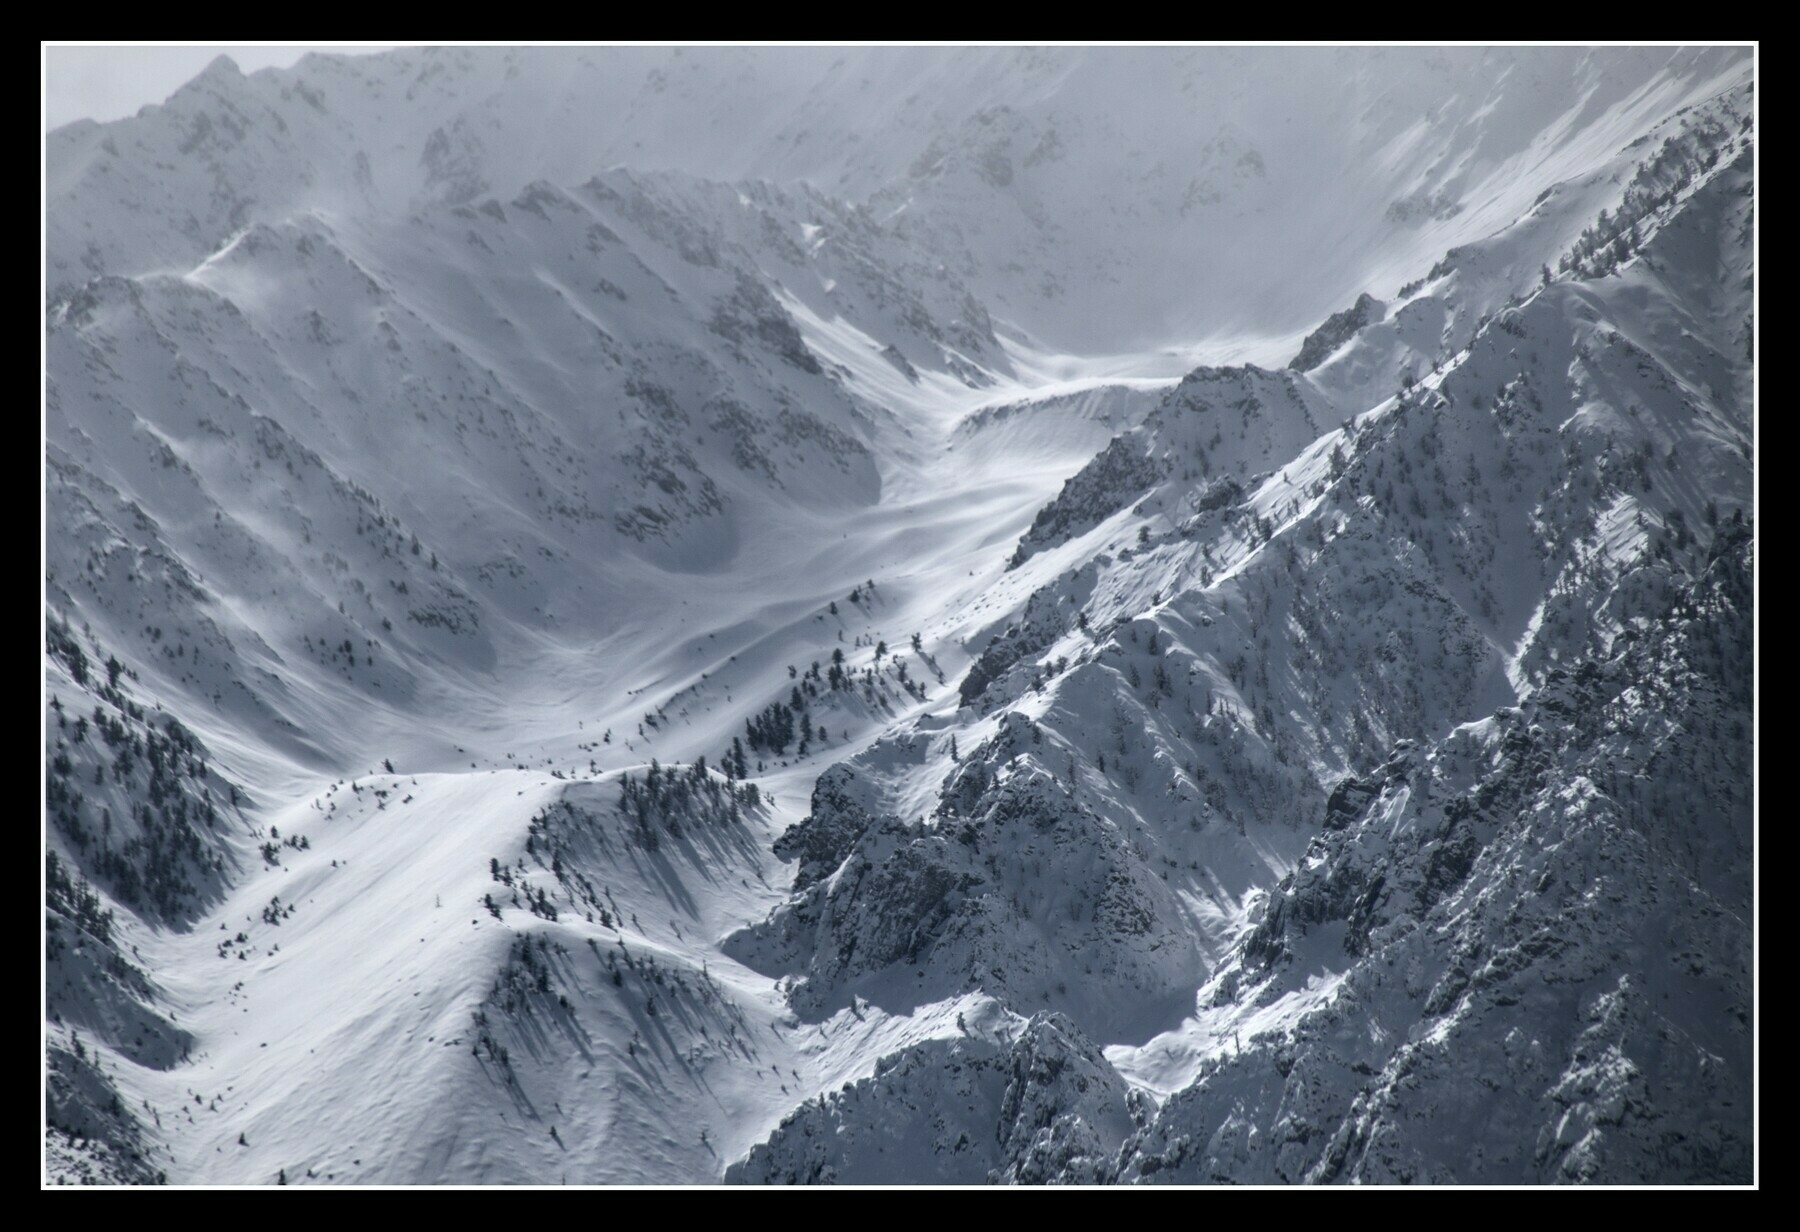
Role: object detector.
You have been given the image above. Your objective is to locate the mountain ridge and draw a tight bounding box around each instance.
[44,46,1755,1185]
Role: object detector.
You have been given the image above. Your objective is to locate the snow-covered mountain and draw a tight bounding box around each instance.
[43,45,1755,1186]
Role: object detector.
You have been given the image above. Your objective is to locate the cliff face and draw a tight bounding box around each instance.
[1288,292,1382,372]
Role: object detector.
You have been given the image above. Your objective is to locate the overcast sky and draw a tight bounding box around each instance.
[43,44,395,132]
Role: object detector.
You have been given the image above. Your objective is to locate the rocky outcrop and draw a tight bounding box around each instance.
[726,715,1203,1038]
[770,766,891,892]
[1008,436,1162,569]
[1288,292,1381,371]
[727,1011,1138,1185]
[1121,531,1754,1184]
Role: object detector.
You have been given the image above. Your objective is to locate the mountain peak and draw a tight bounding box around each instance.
[197,52,242,82]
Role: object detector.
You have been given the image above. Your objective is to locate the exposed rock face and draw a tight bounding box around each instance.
[1008,436,1163,569]
[726,1011,1138,1185]
[992,1013,1139,1184]
[737,527,1753,1185]
[44,48,1755,1187]
[958,579,1080,707]
[727,714,1204,1039]
[1009,364,1326,568]
[709,271,823,375]
[1120,530,1754,1184]
[770,766,892,892]
[1288,292,1381,371]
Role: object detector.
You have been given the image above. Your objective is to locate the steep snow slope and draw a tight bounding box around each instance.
[740,526,1752,1185]
[1119,527,1754,1184]
[45,46,1754,1185]
[728,85,1755,1185]
[44,153,1181,1180]
[49,46,1750,355]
